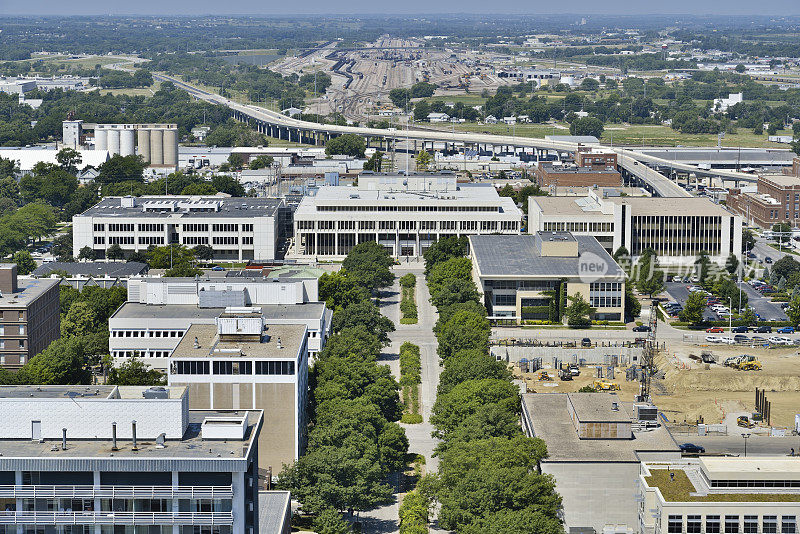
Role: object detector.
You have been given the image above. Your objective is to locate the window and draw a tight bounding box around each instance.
[213,361,252,375]
[318,221,335,230]
[668,515,683,534]
[93,224,105,232]
[744,516,758,534]
[174,361,210,375]
[494,294,516,306]
[782,517,796,534]
[707,516,721,534]
[212,236,238,245]
[687,516,701,534]
[212,224,238,232]
[254,360,295,375]
[183,224,209,232]
[764,516,777,534]
[242,224,253,232]
[94,236,105,245]
[297,221,314,230]
[137,224,164,232]
[726,516,739,534]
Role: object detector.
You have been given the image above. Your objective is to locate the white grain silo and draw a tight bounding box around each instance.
[94,128,108,151]
[120,128,136,157]
[107,128,121,155]
[149,128,164,165]
[137,128,151,163]
[163,128,178,167]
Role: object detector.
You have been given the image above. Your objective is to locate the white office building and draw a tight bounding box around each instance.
[109,275,330,369]
[529,191,742,265]
[640,457,800,534]
[292,172,523,259]
[73,196,286,262]
[0,384,265,534]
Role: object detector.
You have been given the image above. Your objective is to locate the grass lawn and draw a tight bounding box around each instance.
[100,82,161,97]
[647,469,800,502]
[601,124,794,148]
[429,94,487,106]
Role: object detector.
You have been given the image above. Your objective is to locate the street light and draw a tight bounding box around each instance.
[743,432,751,457]
[728,296,733,342]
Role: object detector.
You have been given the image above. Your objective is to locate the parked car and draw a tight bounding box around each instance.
[777,326,795,334]
[679,443,706,454]
[751,336,767,344]
[734,334,749,343]
[731,326,749,333]
[211,266,226,271]
[755,326,772,333]
[581,338,591,347]
[633,325,651,332]
[768,336,792,345]
[706,327,724,333]
[765,256,773,264]
[720,337,736,344]
[705,335,723,343]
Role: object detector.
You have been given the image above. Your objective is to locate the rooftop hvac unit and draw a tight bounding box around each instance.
[635,404,658,422]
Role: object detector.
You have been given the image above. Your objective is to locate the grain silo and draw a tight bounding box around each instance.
[137,129,151,163]
[107,128,121,155]
[120,128,136,157]
[95,128,108,151]
[149,129,164,165]
[163,128,178,167]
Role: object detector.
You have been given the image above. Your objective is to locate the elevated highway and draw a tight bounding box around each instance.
[156,74,762,194]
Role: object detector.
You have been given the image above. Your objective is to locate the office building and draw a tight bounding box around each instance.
[292,172,522,259]
[529,191,743,265]
[521,392,680,534]
[0,264,60,369]
[109,275,330,369]
[0,384,264,534]
[640,457,800,534]
[73,196,286,262]
[533,162,622,189]
[575,150,618,170]
[168,314,309,474]
[728,174,800,229]
[469,233,626,323]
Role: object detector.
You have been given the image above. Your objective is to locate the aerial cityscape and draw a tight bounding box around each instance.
[2,8,800,534]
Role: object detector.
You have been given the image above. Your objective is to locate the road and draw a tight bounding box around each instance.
[362,266,447,534]
[669,433,800,457]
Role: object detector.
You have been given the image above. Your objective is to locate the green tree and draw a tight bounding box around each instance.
[12,250,36,275]
[342,241,394,293]
[735,64,746,73]
[415,150,432,171]
[210,175,246,196]
[423,236,469,274]
[363,151,384,172]
[18,337,90,385]
[725,253,740,276]
[431,378,520,439]
[325,134,366,158]
[227,153,245,171]
[56,147,82,174]
[106,243,125,260]
[438,349,512,396]
[680,291,707,325]
[331,301,395,345]
[772,222,792,243]
[249,155,274,170]
[108,358,166,386]
[413,100,431,122]
[78,246,94,261]
[193,244,214,261]
[742,229,756,252]
[786,296,800,327]
[318,271,370,311]
[61,301,99,338]
[565,292,595,327]
[312,508,351,534]
[636,249,665,296]
[319,325,382,362]
[569,116,604,138]
[772,255,800,280]
[437,308,490,359]
[624,285,641,320]
[97,155,146,184]
[399,491,429,534]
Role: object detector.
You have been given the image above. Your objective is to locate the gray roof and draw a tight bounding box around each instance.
[0,278,59,308]
[33,261,148,278]
[470,233,624,279]
[259,491,291,534]
[112,302,326,322]
[78,196,282,219]
[545,135,600,144]
[567,392,632,423]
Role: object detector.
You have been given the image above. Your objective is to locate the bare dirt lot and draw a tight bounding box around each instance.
[512,343,800,430]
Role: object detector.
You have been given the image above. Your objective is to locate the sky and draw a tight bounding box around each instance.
[3,0,800,15]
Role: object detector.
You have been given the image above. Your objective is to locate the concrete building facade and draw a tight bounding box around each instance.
[0,264,60,369]
[73,196,286,262]
[292,173,522,259]
[529,192,743,265]
[728,174,800,229]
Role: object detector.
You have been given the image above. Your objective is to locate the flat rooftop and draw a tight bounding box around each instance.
[0,277,59,308]
[523,393,679,462]
[172,323,306,359]
[470,233,624,279]
[0,410,260,460]
[567,392,632,423]
[539,163,621,175]
[760,174,800,188]
[531,194,733,218]
[0,385,185,400]
[33,261,148,278]
[701,456,800,479]
[112,302,326,322]
[78,196,283,219]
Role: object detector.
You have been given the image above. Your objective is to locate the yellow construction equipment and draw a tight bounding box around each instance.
[734,355,762,371]
[737,415,755,428]
[538,371,553,381]
[593,379,621,391]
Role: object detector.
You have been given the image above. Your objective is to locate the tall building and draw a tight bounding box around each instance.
[109,275,330,369]
[0,264,60,369]
[292,172,522,259]
[73,196,287,262]
[469,233,626,323]
[0,384,265,534]
[529,191,743,265]
[640,457,800,534]
[728,174,800,229]
[168,314,309,474]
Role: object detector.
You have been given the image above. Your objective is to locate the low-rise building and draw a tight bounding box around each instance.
[0,384,264,534]
[576,150,618,170]
[640,457,800,534]
[534,162,622,189]
[521,392,680,534]
[292,173,522,259]
[469,232,626,323]
[529,191,743,265]
[32,261,148,289]
[0,264,60,369]
[728,173,800,229]
[73,196,287,262]
[168,315,309,474]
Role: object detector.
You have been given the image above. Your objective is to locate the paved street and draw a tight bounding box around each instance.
[361,268,447,534]
[669,433,800,457]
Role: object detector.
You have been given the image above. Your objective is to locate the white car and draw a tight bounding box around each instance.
[719,337,736,344]
[768,336,792,345]
[705,335,723,343]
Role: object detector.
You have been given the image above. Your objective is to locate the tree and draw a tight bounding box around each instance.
[318,271,370,311]
[193,244,214,261]
[78,246,94,261]
[725,253,740,276]
[52,232,73,261]
[312,508,351,534]
[210,175,246,196]
[342,241,395,292]
[423,236,469,274]
[415,150,432,171]
[569,116,604,139]
[565,292,595,327]
[319,325,382,362]
[181,183,217,195]
[18,337,91,385]
[325,134,366,158]
[97,155,146,184]
[680,291,707,325]
[742,229,755,252]
[624,285,641,320]
[437,309,490,360]
[108,358,166,386]
[12,250,36,275]
[787,296,800,327]
[580,78,600,91]
[431,379,520,439]
[413,100,430,122]
[249,155,274,170]
[363,151,384,172]
[735,64,746,73]
[106,243,125,260]
[772,222,792,243]
[61,301,99,338]
[227,153,245,170]
[438,349,512,396]
[332,301,395,345]
[56,147,82,174]
[772,255,800,281]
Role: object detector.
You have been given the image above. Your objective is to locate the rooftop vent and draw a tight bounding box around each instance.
[142,386,168,400]
[201,416,247,441]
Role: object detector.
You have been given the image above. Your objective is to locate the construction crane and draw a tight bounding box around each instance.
[636,299,659,403]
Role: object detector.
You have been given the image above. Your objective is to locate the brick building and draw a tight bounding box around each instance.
[575,150,618,170]
[0,264,60,368]
[728,173,800,229]
[533,162,622,189]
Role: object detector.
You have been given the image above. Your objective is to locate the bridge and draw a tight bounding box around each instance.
[156,74,762,195]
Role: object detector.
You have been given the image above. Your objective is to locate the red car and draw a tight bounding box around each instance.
[706,327,724,333]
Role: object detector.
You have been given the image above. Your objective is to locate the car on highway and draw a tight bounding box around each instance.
[679,443,706,454]
[777,326,796,334]
[632,325,651,332]
[755,326,773,333]
[731,326,749,333]
[705,327,724,333]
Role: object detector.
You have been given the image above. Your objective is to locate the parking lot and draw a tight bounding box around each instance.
[663,281,788,323]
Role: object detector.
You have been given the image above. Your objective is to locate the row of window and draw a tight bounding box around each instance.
[112,351,170,358]
[111,330,184,338]
[711,479,800,488]
[543,221,614,233]
[317,205,500,212]
[183,236,209,245]
[108,224,134,232]
[138,224,164,232]
[668,515,795,534]
[211,224,254,232]
[139,236,164,245]
[589,282,623,308]
[172,360,296,375]
[109,236,134,245]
